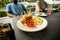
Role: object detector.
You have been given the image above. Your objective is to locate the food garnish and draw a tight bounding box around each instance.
[27,20,35,28]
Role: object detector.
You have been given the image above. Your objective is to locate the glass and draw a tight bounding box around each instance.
[47,5,52,15]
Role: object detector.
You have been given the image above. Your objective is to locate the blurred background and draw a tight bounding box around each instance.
[0,0,60,17]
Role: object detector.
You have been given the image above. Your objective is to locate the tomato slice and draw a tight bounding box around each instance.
[27,21,35,28]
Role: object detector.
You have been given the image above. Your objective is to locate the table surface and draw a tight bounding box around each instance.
[12,12,60,40]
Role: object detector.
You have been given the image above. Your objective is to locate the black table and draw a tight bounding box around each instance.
[13,12,60,40]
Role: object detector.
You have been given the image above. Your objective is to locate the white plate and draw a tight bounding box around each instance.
[34,12,47,16]
[16,17,48,32]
